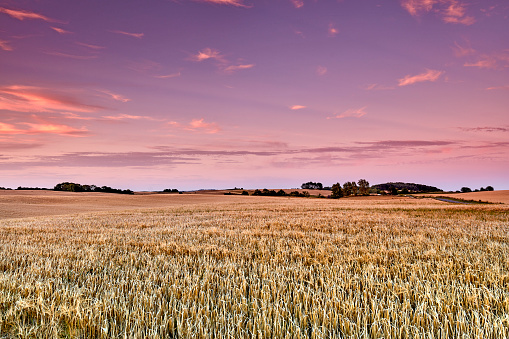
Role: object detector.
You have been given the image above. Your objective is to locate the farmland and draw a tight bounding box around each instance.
[1,192,509,338]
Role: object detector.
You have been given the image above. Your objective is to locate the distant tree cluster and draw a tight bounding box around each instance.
[54,182,133,195]
[301,182,323,190]
[0,187,11,190]
[15,187,50,190]
[460,186,493,193]
[163,188,180,193]
[329,179,370,199]
[252,189,291,197]
[371,182,442,193]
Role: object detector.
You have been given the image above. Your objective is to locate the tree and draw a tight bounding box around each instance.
[331,183,343,199]
[461,187,472,193]
[301,182,323,190]
[343,181,358,196]
[357,179,370,196]
[486,186,494,191]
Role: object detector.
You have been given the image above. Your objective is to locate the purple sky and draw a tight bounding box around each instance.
[1,0,508,191]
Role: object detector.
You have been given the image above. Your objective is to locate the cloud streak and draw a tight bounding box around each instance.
[398,69,443,86]
[168,118,220,134]
[223,64,255,73]
[190,48,225,62]
[51,27,72,34]
[197,0,251,8]
[0,40,13,51]
[401,0,475,25]
[290,105,306,110]
[110,30,144,39]
[0,6,55,22]
[328,107,367,119]
[0,86,104,113]
[0,121,88,136]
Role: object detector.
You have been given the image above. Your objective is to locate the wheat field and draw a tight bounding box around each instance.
[1,196,508,338]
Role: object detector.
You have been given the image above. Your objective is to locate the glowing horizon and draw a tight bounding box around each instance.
[1,1,508,191]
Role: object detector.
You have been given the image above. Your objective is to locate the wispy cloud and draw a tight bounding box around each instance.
[459,126,509,133]
[464,52,509,69]
[0,121,88,136]
[0,40,13,51]
[97,90,130,103]
[51,27,72,34]
[110,30,144,39]
[328,106,367,119]
[76,42,105,50]
[22,122,88,136]
[0,6,56,22]
[452,41,475,57]
[196,0,252,8]
[328,23,339,37]
[0,85,103,113]
[154,72,181,79]
[223,64,255,73]
[168,118,220,134]
[401,0,475,25]
[101,114,158,121]
[190,48,225,62]
[398,69,443,86]
[364,83,394,91]
[44,51,98,60]
[486,85,509,90]
[290,105,306,110]
[290,0,304,9]
[316,66,327,76]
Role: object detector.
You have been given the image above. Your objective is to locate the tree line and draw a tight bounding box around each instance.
[54,182,133,195]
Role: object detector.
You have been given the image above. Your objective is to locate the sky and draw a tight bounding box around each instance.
[1,0,508,191]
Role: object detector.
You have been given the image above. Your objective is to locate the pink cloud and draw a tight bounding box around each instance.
[101,114,159,121]
[328,106,367,119]
[365,83,395,91]
[196,0,251,8]
[76,42,105,50]
[0,121,87,136]
[223,64,255,73]
[464,56,497,69]
[452,41,475,57]
[154,72,181,79]
[98,90,130,103]
[51,27,72,34]
[0,85,103,113]
[110,30,144,39]
[23,123,88,136]
[0,6,55,22]
[0,40,13,51]
[328,23,339,37]
[290,105,306,110]
[190,48,225,62]
[44,51,97,60]
[398,69,443,86]
[168,118,220,134]
[464,52,509,69]
[0,122,23,134]
[486,85,509,90]
[290,0,304,9]
[401,0,475,25]
[316,66,327,76]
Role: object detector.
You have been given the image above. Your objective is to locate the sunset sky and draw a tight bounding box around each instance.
[1,0,508,191]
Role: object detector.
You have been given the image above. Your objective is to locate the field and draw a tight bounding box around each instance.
[1,191,509,338]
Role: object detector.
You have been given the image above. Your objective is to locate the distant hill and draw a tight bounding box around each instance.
[372,182,442,193]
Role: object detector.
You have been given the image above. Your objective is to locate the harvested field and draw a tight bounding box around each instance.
[429,190,509,205]
[0,193,509,338]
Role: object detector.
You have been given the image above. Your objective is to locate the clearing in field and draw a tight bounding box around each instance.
[0,192,508,338]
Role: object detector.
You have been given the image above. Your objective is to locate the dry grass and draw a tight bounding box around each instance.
[1,196,509,338]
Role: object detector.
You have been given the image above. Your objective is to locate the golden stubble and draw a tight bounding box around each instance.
[0,198,508,338]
